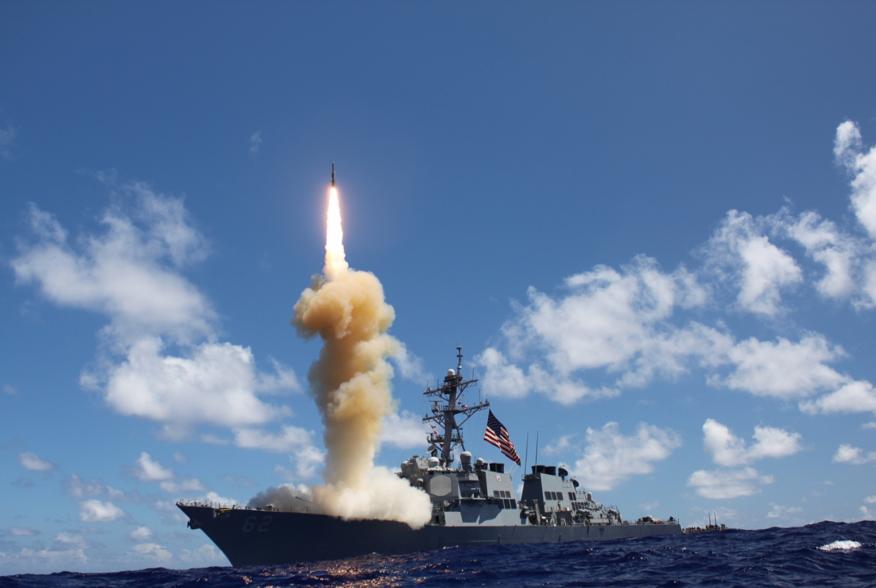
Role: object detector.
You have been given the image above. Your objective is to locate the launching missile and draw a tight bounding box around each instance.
[331,162,336,187]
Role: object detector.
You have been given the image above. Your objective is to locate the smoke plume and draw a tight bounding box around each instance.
[291,185,431,528]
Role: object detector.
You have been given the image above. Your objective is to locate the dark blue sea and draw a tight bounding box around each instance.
[2,521,875,587]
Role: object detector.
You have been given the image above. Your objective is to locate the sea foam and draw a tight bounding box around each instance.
[818,540,862,552]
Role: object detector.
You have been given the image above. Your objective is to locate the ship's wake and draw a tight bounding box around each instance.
[285,183,431,528]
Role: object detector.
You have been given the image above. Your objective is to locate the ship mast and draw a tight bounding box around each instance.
[423,347,490,467]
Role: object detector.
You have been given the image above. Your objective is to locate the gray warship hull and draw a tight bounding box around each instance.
[179,504,682,566]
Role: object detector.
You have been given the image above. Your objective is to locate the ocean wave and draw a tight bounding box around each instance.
[818,539,863,552]
[3,521,876,587]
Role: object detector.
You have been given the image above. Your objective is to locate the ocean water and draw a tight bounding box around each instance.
[2,521,875,587]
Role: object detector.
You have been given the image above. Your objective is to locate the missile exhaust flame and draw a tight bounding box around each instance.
[324,186,348,280]
[290,166,431,528]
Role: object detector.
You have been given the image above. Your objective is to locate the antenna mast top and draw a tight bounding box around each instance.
[423,347,490,467]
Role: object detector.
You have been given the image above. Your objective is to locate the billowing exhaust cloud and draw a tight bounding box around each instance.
[291,183,431,528]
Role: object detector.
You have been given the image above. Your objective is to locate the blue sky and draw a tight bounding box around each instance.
[3,1,876,574]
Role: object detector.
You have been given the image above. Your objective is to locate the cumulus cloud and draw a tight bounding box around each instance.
[66,474,116,498]
[572,422,681,491]
[133,542,172,562]
[79,499,124,522]
[233,426,324,479]
[835,120,876,239]
[702,419,802,466]
[11,181,300,436]
[131,451,213,496]
[800,380,876,415]
[19,452,54,472]
[479,258,711,404]
[478,253,858,409]
[12,198,212,345]
[381,410,428,449]
[134,452,173,482]
[160,478,205,493]
[130,526,152,541]
[388,343,432,385]
[710,335,846,399]
[832,443,876,464]
[767,503,802,520]
[543,434,574,456]
[706,210,802,316]
[102,338,288,429]
[688,467,773,499]
[777,210,860,300]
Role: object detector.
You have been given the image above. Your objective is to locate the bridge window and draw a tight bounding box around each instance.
[459,481,481,499]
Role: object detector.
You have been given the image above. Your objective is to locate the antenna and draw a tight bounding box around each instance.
[524,432,530,474]
[534,431,539,468]
[422,347,489,468]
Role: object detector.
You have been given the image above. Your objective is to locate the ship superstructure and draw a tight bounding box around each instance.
[178,348,681,565]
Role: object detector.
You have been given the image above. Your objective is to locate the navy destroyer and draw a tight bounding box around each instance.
[178,348,681,565]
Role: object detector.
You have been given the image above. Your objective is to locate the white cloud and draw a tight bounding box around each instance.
[861,261,876,308]
[55,532,86,549]
[130,526,152,541]
[132,452,216,496]
[0,125,16,160]
[702,419,802,466]
[832,443,876,464]
[707,210,802,316]
[767,503,802,520]
[134,452,173,481]
[201,491,237,506]
[19,451,54,472]
[835,120,876,239]
[710,335,846,399]
[133,542,172,562]
[249,130,262,156]
[865,495,876,504]
[12,198,213,345]
[479,258,710,404]
[103,337,288,428]
[11,185,299,435]
[234,426,324,479]
[381,410,427,449]
[688,467,773,499]
[779,210,859,299]
[835,120,863,167]
[543,434,574,456]
[747,425,803,461]
[800,380,876,415]
[478,347,532,399]
[67,474,107,498]
[255,358,301,394]
[572,422,681,491]
[178,543,225,566]
[79,499,124,522]
[389,342,432,384]
[160,478,205,493]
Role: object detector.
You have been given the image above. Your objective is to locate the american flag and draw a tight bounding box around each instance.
[483,410,521,465]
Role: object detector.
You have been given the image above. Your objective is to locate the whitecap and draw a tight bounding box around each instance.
[818,540,862,552]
